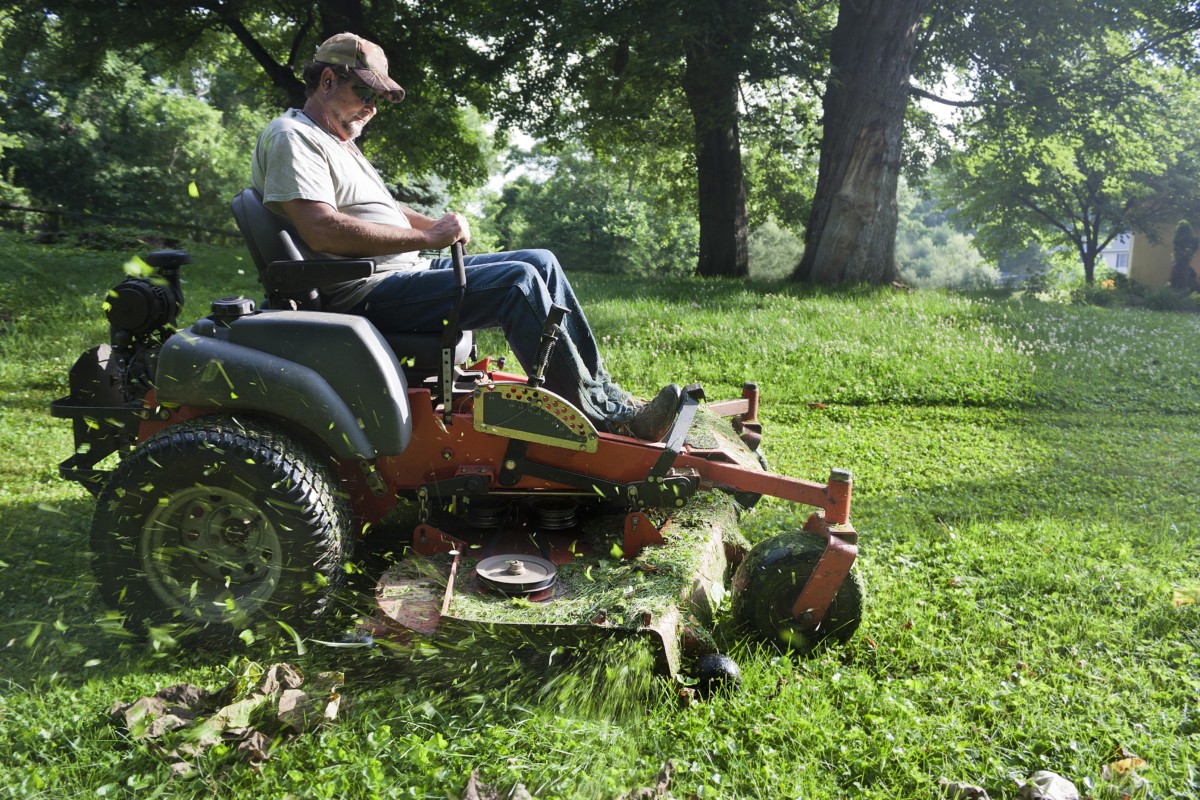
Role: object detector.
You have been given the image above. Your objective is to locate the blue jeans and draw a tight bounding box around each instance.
[349,249,631,422]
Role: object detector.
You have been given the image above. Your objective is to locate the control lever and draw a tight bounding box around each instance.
[441,241,468,425]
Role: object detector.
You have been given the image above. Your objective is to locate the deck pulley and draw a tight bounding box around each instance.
[476,554,558,595]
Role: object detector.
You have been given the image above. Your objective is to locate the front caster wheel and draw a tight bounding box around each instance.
[90,417,352,638]
[693,652,742,698]
[730,530,863,654]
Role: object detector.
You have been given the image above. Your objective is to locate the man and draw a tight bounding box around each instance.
[251,32,681,441]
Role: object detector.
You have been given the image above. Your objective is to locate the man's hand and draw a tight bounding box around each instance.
[425,212,471,249]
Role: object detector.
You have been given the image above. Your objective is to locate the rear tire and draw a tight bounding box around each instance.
[731,530,862,654]
[90,416,352,638]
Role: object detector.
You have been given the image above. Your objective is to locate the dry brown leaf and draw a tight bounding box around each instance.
[259,663,304,696]
[108,662,343,768]
[938,777,990,799]
[1172,587,1199,607]
[463,769,501,800]
[620,761,675,800]
[237,729,273,765]
[1101,757,1148,780]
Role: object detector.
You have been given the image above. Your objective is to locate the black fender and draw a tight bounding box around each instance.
[155,310,411,460]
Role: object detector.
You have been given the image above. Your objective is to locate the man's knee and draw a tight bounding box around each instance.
[518,249,565,284]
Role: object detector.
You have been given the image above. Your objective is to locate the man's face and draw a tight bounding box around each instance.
[325,70,379,141]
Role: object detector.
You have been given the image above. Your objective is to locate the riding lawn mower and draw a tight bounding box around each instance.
[50,190,862,684]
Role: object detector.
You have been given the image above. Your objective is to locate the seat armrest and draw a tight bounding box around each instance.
[265,259,375,292]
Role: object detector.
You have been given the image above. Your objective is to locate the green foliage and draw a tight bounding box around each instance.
[895,180,997,289]
[747,218,805,282]
[1069,282,1120,308]
[1,36,268,232]
[1133,284,1199,312]
[485,145,698,275]
[740,80,823,230]
[0,15,29,212]
[940,21,1200,283]
[0,5,496,234]
[1169,219,1199,290]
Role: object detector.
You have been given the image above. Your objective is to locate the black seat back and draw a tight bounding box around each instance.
[231,188,321,309]
[231,188,308,267]
[229,188,475,371]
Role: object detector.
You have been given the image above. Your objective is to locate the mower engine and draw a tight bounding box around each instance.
[51,250,189,494]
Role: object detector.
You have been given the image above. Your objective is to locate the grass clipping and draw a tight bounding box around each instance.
[425,407,755,633]
[444,490,738,630]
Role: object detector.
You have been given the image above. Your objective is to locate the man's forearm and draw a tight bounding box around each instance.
[282,199,431,256]
[306,213,431,256]
[282,198,470,254]
[400,206,437,231]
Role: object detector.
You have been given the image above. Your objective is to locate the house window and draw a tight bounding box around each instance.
[1116,253,1129,273]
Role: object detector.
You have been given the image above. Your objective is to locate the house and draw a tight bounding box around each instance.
[1128,225,1200,286]
[1099,233,1132,275]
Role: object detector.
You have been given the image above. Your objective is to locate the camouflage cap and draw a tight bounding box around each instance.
[313,33,405,102]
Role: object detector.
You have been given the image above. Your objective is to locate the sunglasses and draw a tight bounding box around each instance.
[349,82,382,106]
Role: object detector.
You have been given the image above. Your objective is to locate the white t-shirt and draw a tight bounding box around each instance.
[251,109,426,311]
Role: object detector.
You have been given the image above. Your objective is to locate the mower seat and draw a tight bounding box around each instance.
[230,188,474,371]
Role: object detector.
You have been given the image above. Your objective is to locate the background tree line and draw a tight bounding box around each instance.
[2,0,1200,286]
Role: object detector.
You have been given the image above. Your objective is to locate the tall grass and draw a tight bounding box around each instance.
[1,233,1197,799]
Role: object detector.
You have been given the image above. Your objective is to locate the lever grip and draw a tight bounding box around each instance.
[451,241,466,289]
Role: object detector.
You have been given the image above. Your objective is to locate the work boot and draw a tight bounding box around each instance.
[609,383,682,442]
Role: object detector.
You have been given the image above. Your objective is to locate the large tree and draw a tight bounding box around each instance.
[473,0,831,278]
[793,0,931,285]
[932,3,1200,283]
[793,0,1200,287]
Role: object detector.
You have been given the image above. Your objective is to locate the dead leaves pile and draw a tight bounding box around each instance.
[108,662,342,776]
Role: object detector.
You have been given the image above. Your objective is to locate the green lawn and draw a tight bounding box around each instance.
[1,234,1197,799]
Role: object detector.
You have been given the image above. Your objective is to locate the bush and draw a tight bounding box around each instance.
[485,148,697,276]
[896,181,998,289]
[1136,285,1198,312]
[748,218,804,281]
[1069,279,1120,307]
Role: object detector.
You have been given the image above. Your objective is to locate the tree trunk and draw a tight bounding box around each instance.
[793,0,931,285]
[682,29,749,278]
[1081,251,1097,285]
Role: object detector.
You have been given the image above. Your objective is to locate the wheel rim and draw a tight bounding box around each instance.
[139,485,285,623]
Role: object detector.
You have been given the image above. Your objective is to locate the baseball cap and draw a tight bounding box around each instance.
[313,33,405,102]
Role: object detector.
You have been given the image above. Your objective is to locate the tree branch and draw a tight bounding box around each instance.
[907,84,980,108]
